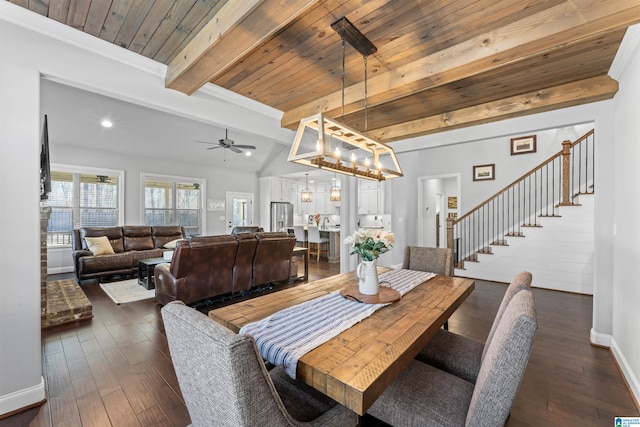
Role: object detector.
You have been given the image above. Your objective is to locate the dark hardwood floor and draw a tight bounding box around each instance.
[2,260,638,426]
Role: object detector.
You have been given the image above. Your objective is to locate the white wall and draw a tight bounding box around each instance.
[610,24,640,403]
[0,3,279,414]
[413,125,592,211]
[0,65,45,414]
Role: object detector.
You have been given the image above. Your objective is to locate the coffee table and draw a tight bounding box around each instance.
[137,257,168,289]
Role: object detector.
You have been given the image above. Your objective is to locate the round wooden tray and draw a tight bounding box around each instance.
[339,285,401,304]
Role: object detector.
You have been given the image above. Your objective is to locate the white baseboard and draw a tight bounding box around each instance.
[610,337,640,410]
[47,266,74,275]
[590,328,611,347]
[0,377,45,416]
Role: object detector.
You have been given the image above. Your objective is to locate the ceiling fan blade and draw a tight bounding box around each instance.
[234,144,256,150]
[206,146,223,150]
[196,140,217,145]
[229,146,242,154]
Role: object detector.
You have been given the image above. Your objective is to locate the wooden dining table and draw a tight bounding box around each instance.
[208,268,475,416]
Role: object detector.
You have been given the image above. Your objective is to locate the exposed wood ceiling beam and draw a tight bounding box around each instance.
[280,0,640,130]
[166,0,319,95]
[368,75,618,143]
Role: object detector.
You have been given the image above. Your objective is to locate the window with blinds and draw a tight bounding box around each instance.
[144,176,203,237]
[45,169,121,246]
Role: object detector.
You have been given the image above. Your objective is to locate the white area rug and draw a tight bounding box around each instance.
[100,279,155,304]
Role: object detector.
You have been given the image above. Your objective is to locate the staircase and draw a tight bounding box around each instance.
[447,130,595,293]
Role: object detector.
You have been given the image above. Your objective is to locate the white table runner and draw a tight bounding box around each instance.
[239,269,435,378]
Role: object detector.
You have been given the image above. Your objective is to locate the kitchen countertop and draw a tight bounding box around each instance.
[292,225,341,232]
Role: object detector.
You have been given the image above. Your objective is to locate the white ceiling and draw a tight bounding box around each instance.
[40,79,288,173]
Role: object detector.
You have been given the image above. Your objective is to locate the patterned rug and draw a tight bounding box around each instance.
[100,279,155,304]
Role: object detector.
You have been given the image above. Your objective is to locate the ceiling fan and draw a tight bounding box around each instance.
[197,129,256,154]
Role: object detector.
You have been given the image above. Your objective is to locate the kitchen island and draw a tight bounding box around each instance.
[290,225,341,263]
[320,227,341,263]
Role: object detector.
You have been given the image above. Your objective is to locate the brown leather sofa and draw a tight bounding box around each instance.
[252,232,296,288]
[72,226,184,282]
[154,232,296,306]
[230,226,264,234]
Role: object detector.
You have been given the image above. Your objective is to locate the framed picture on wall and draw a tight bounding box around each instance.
[473,164,495,181]
[510,135,537,155]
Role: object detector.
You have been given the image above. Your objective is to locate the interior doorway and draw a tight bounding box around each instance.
[226,192,254,233]
[417,174,460,247]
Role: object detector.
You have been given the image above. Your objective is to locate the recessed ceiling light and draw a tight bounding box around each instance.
[101,119,113,128]
[245,151,252,157]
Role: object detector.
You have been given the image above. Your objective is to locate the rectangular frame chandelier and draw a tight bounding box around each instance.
[288,113,403,181]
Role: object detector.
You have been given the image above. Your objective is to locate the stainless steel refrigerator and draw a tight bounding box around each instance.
[270,202,294,232]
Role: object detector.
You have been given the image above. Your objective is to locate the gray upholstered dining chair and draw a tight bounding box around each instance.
[161,301,357,427]
[367,289,537,427]
[416,271,533,383]
[403,245,455,328]
[402,246,454,276]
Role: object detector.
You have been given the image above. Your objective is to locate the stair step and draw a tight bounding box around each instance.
[557,203,582,207]
[505,232,525,237]
[464,254,479,263]
[522,224,542,228]
[539,214,561,218]
[476,247,492,254]
[491,240,509,246]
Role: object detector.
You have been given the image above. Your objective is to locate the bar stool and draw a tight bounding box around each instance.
[307,226,329,261]
[293,225,308,248]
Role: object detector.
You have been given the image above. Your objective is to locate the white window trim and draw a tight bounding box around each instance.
[49,163,125,244]
[140,172,206,234]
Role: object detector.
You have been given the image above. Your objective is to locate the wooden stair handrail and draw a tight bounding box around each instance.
[454,129,594,225]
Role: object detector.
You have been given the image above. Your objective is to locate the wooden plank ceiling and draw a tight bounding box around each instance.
[13,0,640,143]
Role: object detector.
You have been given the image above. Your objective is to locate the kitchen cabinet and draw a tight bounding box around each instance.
[297,183,315,215]
[292,182,340,215]
[315,183,327,215]
[270,177,290,202]
[358,181,385,214]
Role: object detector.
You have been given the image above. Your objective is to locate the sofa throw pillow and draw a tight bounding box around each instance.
[164,238,182,249]
[84,236,115,256]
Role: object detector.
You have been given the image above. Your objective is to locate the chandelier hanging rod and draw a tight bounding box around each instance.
[330,17,377,57]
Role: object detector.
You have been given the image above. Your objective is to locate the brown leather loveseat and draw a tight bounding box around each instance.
[72,225,184,282]
[154,231,295,306]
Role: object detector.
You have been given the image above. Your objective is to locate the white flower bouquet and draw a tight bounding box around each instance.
[343,228,394,261]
